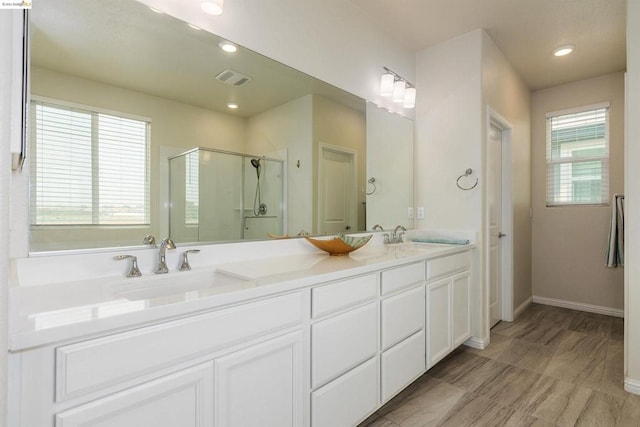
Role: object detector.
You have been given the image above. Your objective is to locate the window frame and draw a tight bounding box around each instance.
[545,102,610,207]
[29,96,152,227]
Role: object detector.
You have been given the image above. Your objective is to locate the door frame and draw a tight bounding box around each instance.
[317,142,357,234]
[485,107,514,327]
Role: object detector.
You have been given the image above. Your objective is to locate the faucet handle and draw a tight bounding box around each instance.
[179,249,200,271]
[114,255,142,277]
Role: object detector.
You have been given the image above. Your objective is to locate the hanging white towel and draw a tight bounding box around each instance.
[606,193,624,267]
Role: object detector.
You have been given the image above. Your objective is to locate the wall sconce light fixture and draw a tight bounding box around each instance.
[380,67,416,109]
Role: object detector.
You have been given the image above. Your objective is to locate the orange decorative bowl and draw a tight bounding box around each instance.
[305,234,372,256]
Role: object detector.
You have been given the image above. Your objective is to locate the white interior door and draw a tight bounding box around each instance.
[318,144,356,234]
[489,123,503,327]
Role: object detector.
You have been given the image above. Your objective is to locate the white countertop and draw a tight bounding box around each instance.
[9,241,473,351]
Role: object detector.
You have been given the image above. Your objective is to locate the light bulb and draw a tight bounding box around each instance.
[380,73,394,97]
[227,103,238,109]
[403,87,416,109]
[553,44,575,57]
[392,80,406,103]
[219,41,237,53]
[201,0,223,15]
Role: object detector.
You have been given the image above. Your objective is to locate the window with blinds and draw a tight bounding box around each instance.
[184,150,199,225]
[546,103,609,206]
[30,99,150,225]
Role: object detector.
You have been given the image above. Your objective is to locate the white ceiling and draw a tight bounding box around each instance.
[351,0,627,90]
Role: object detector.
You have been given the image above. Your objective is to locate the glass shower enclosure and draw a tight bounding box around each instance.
[169,148,284,243]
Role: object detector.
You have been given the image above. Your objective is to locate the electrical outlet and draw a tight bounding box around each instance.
[417,207,425,220]
[408,207,414,219]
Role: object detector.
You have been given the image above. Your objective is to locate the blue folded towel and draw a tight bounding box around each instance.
[412,237,470,245]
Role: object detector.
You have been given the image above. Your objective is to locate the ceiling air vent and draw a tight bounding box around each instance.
[215,69,252,86]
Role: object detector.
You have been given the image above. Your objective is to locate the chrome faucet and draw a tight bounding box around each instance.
[393,225,407,243]
[385,225,407,244]
[372,224,384,231]
[155,237,176,274]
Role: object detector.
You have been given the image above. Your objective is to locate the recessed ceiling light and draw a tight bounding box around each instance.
[219,41,238,53]
[227,103,238,109]
[201,0,223,16]
[553,45,575,57]
[149,6,163,14]
[188,23,201,31]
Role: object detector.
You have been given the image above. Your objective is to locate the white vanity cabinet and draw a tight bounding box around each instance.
[10,292,305,427]
[426,252,472,368]
[10,246,475,427]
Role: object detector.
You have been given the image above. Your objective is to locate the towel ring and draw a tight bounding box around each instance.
[366,177,377,195]
[456,168,478,191]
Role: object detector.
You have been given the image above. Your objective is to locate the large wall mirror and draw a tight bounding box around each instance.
[28,0,413,252]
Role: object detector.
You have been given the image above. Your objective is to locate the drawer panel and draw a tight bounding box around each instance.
[381,286,425,350]
[381,331,425,403]
[311,357,378,427]
[381,262,424,296]
[311,302,378,389]
[312,274,377,318]
[426,251,471,281]
[56,292,303,402]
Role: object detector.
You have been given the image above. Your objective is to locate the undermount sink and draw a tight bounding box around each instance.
[110,268,251,301]
[217,255,325,280]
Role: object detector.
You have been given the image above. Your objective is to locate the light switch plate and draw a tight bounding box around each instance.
[408,207,414,219]
[417,207,425,220]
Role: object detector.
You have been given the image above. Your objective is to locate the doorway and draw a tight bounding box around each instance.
[317,143,357,234]
[487,109,514,329]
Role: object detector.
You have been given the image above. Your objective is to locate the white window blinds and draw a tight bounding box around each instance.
[546,104,609,206]
[185,150,199,225]
[31,99,150,225]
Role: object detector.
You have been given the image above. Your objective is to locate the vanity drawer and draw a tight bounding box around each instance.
[426,251,471,281]
[381,330,425,403]
[311,273,377,318]
[311,356,378,427]
[381,285,425,350]
[311,302,378,389]
[380,261,424,296]
[55,292,303,402]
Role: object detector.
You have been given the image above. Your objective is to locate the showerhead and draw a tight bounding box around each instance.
[250,158,261,179]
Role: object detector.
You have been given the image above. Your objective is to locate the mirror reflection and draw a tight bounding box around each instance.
[169,148,284,242]
[29,0,372,252]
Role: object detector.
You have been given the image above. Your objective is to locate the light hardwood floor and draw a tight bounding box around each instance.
[360,303,639,427]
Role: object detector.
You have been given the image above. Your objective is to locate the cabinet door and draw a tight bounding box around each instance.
[426,278,451,369]
[452,271,471,347]
[55,362,213,427]
[215,331,304,427]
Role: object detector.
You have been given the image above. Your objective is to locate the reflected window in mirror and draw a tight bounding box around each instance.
[30,98,150,241]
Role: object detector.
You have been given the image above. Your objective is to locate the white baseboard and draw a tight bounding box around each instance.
[532,296,624,318]
[464,336,487,350]
[513,297,533,320]
[625,378,640,395]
